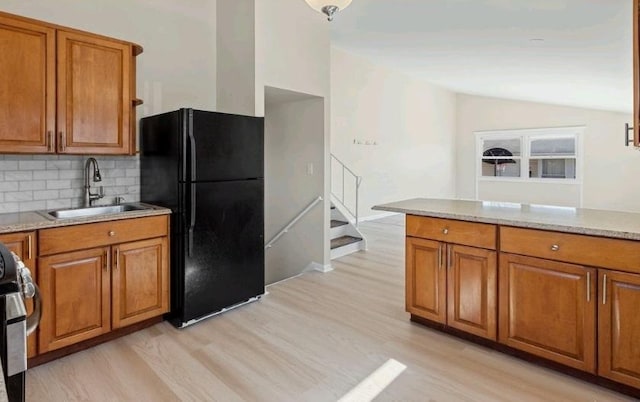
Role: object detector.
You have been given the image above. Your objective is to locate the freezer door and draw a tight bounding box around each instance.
[189,110,264,182]
[182,179,265,323]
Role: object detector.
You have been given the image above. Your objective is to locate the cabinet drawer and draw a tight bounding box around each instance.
[39,215,168,256]
[500,226,640,273]
[406,215,496,250]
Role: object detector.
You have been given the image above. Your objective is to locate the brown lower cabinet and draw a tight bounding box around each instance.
[37,215,170,354]
[598,270,640,388]
[39,237,168,353]
[498,253,596,373]
[0,231,38,358]
[406,236,497,340]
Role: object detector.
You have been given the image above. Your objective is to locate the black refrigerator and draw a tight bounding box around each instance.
[140,108,265,328]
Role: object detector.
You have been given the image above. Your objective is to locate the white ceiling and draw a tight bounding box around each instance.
[330,0,633,113]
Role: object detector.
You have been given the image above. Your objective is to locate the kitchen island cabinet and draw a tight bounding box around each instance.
[374,198,640,396]
[406,215,497,340]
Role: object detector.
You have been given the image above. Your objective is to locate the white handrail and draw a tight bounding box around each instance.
[330,154,362,227]
[265,196,323,250]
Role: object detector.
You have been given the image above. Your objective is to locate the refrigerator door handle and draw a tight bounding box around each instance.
[188,183,196,257]
[189,111,197,182]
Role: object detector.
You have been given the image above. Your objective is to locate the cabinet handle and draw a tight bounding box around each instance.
[551,244,560,251]
[442,228,449,235]
[27,235,32,260]
[108,231,116,237]
[586,272,591,302]
[47,131,53,152]
[59,132,65,152]
[115,248,120,270]
[447,246,452,269]
[103,251,108,271]
[602,274,608,305]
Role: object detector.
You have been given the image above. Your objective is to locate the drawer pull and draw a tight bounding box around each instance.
[550,244,560,251]
[442,228,449,235]
[108,231,116,237]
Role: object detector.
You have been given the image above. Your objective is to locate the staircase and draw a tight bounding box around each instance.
[330,153,367,259]
[330,202,366,259]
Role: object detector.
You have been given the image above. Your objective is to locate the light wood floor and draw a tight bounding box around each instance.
[26,215,633,401]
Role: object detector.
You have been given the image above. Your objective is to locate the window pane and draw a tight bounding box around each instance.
[530,138,575,157]
[483,138,521,156]
[482,159,521,177]
[529,159,576,179]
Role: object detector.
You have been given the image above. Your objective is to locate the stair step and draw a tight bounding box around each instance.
[331,220,348,228]
[331,235,363,250]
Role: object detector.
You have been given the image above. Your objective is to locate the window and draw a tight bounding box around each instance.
[477,127,582,181]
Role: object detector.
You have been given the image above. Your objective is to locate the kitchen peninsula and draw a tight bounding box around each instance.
[373,198,640,396]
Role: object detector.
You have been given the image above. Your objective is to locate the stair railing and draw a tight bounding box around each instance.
[265,196,323,250]
[331,154,363,227]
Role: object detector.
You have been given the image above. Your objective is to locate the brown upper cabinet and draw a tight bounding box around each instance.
[0,11,142,155]
[635,0,640,146]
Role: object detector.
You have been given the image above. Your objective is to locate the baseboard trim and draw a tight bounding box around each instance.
[306,261,334,273]
[359,212,401,223]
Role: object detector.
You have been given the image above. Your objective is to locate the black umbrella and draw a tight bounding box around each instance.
[482,147,516,176]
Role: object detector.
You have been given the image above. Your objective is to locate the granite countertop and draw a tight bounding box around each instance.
[373,198,640,241]
[0,203,171,234]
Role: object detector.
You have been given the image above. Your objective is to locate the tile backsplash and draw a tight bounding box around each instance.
[0,154,140,214]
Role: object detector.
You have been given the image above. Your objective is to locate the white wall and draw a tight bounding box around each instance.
[265,92,324,284]
[2,0,218,115]
[456,94,639,212]
[331,47,457,219]
[216,0,255,116]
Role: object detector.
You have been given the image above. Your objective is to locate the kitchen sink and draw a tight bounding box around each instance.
[43,204,147,220]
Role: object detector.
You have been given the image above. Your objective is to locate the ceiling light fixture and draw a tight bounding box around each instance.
[305,0,352,21]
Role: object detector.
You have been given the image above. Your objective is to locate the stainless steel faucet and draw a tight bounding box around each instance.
[84,158,104,207]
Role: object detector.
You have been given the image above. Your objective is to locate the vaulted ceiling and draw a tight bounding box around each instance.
[331,0,632,113]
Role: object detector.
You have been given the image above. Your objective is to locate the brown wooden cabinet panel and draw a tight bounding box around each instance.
[499,253,596,373]
[634,0,640,146]
[0,232,38,357]
[57,30,131,155]
[406,237,446,323]
[39,247,111,353]
[112,238,169,329]
[0,14,55,153]
[406,216,496,250]
[599,270,640,388]
[447,245,497,340]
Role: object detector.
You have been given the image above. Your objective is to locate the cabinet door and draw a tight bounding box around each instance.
[39,247,111,352]
[57,30,132,155]
[447,245,497,340]
[112,238,169,329]
[598,270,640,388]
[499,253,596,373]
[406,237,446,323]
[634,0,640,146]
[0,232,38,358]
[0,14,55,153]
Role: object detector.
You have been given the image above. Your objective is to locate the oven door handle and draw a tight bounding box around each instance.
[26,283,41,336]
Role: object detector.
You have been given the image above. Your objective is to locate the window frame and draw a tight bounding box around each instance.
[475,126,584,185]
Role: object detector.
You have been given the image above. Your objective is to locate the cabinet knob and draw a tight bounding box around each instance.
[443,228,449,235]
[551,244,560,251]
[108,231,116,237]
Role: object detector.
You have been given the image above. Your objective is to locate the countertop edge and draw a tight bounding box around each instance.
[372,204,640,241]
[0,204,172,235]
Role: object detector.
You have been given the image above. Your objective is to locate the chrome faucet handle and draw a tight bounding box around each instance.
[114,196,125,205]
